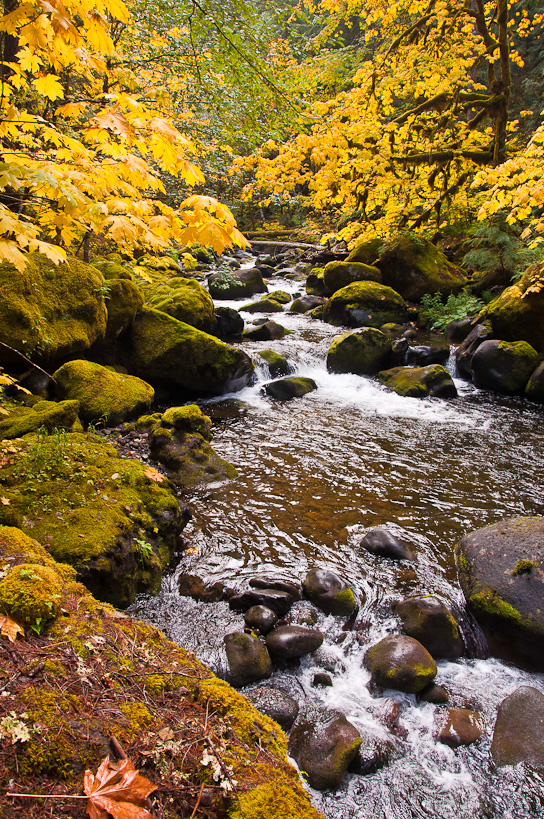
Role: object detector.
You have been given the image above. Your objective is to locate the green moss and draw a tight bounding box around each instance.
[161,404,212,439]
[103,278,143,343]
[53,360,154,425]
[147,277,216,332]
[470,588,524,624]
[512,559,539,576]
[93,260,134,280]
[334,586,356,609]
[119,701,154,737]
[0,562,63,624]
[378,365,457,398]
[0,399,80,440]
[230,779,323,819]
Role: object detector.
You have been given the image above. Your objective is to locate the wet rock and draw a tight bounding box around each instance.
[361,528,415,561]
[365,635,437,693]
[267,290,292,304]
[376,232,467,301]
[446,317,475,343]
[455,323,492,378]
[256,350,292,378]
[290,295,326,314]
[491,686,544,768]
[289,705,362,790]
[436,708,485,748]
[406,345,450,366]
[327,328,392,375]
[246,686,299,731]
[244,605,278,635]
[418,683,449,704]
[264,377,317,401]
[243,320,287,341]
[228,588,296,617]
[266,625,324,660]
[178,573,225,603]
[249,577,301,600]
[303,568,357,616]
[322,281,408,329]
[393,596,464,659]
[349,728,398,775]
[242,298,284,314]
[480,266,544,351]
[391,337,410,366]
[257,264,277,277]
[224,631,272,688]
[455,517,544,669]
[526,361,544,403]
[471,339,539,394]
[313,672,333,687]
[213,306,244,340]
[208,267,266,299]
[305,268,330,297]
[378,364,457,398]
[323,260,382,294]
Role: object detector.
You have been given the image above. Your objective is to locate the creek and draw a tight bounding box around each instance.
[130,270,544,819]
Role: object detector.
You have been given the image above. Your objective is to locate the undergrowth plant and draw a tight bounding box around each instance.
[419,289,488,332]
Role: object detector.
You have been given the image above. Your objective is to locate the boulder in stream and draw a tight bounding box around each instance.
[257,350,292,378]
[265,625,324,660]
[348,727,399,775]
[243,320,287,341]
[491,686,544,768]
[361,528,415,561]
[456,517,544,669]
[242,298,284,314]
[229,588,296,617]
[322,281,408,329]
[246,686,300,731]
[327,328,392,375]
[393,596,465,659]
[244,605,278,635]
[406,345,450,367]
[290,295,326,314]
[526,361,544,403]
[455,323,492,378]
[303,568,357,616]
[264,377,317,401]
[378,365,457,398]
[224,631,272,688]
[471,339,539,394]
[208,267,267,299]
[323,260,382,294]
[289,705,362,790]
[365,634,437,693]
[436,708,485,748]
[479,265,544,351]
[213,306,244,340]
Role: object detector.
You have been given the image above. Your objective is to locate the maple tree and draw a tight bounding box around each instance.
[0,0,247,270]
[231,0,543,244]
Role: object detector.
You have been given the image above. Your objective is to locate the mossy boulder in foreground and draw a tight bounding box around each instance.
[122,307,254,397]
[377,231,467,301]
[470,339,539,394]
[480,265,544,351]
[365,634,437,693]
[378,364,457,398]
[146,276,216,333]
[102,277,144,343]
[54,360,154,425]
[0,432,185,607]
[0,399,80,439]
[0,254,108,365]
[322,281,408,328]
[455,517,544,670]
[327,328,392,375]
[0,528,321,819]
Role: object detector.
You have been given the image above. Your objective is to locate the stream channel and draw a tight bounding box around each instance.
[130,261,544,819]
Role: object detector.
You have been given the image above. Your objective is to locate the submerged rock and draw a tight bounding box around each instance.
[378,365,457,398]
[224,631,272,688]
[348,727,399,775]
[471,339,539,394]
[265,625,324,660]
[327,328,392,375]
[54,360,154,425]
[303,567,357,616]
[246,686,300,731]
[361,528,415,561]
[264,377,317,401]
[393,596,464,659]
[491,686,544,768]
[456,517,544,669]
[365,635,437,693]
[289,705,362,790]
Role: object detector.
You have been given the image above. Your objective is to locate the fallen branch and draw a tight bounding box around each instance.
[0,342,56,384]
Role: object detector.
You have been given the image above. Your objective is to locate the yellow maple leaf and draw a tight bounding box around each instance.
[34,74,64,101]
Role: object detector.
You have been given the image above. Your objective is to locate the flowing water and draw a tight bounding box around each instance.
[130,270,544,819]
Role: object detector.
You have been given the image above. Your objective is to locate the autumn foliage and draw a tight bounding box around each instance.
[0,0,246,269]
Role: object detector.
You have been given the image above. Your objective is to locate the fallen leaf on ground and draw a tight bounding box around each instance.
[0,614,24,642]
[84,756,157,819]
[144,467,165,483]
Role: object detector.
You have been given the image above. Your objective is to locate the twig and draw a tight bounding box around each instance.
[0,342,55,383]
[6,793,87,799]
[189,782,205,819]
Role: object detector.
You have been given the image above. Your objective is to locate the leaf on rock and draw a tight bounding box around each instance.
[144,467,165,483]
[0,613,24,642]
[84,756,157,819]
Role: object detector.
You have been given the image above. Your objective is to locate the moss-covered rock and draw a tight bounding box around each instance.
[455,517,544,669]
[148,405,237,487]
[378,364,457,398]
[322,281,408,328]
[103,278,143,343]
[242,298,284,314]
[258,350,291,377]
[0,254,108,365]
[208,267,267,299]
[393,596,464,659]
[122,307,254,397]
[346,236,383,265]
[243,321,288,341]
[92,260,134,280]
[53,360,154,425]
[0,562,63,625]
[305,267,329,297]
[146,277,216,333]
[377,231,468,301]
[290,295,325,314]
[365,634,437,693]
[526,361,544,402]
[0,432,185,607]
[327,328,392,375]
[264,377,317,400]
[471,339,539,394]
[323,260,382,294]
[289,705,361,790]
[0,399,80,439]
[480,265,544,351]
[267,290,292,304]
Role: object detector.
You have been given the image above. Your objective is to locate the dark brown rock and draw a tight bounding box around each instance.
[365,635,437,693]
[491,686,544,768]
[265,625,324,660]
[436,708,485,748]
[393,596,464,659]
